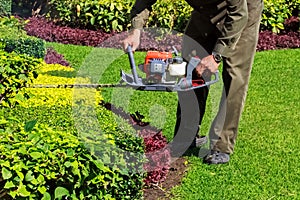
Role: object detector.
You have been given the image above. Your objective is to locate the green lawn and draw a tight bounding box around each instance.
[47,43,300,199]
[171,49,300,200]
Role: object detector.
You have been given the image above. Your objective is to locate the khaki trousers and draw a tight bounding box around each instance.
[174,0,263,154]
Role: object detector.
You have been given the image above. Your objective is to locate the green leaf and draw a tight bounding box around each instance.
[15,93,25,101]
[30,152,43,159]
[55,187,70,199]
[24,119,37,132]
[38,185,47,194]
[4,180,15,189]
[90,17,95,25]
[25,170,35,182]
[37,174,45,183]
[64,161,72,168]
[41,192,51,200]
[2,167,12,180]
[18,184,31,197]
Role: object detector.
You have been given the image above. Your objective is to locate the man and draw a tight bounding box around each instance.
[123,0,263,164]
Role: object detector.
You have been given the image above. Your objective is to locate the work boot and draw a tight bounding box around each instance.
[203,150,230,164]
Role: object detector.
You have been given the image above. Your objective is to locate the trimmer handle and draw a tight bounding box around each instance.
[178,57,219,90]
[126,45,140,84]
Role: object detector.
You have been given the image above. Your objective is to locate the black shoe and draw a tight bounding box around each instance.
[203,150,230,164]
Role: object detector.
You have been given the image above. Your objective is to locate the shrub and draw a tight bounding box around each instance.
[148,0,192,32]
[101,102,171,186]
[0,117,144,199]
[0,0,11,16]
[261,0,300,33]
[3,37,45,59]
[0,16,46,59]
[0,50,41,107]
[256,30,300,51]
[284,16,300,32]
[45,0,191,32]
[0,62,146,199]
[47,0,134,32]
[24,16,112,46]
[44,47,70,66]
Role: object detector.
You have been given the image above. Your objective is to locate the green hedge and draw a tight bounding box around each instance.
[0,0,11,16]
[45,0,299,33]
[0,16,45,58]
[2,37,45,59]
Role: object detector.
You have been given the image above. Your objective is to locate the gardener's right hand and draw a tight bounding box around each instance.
[122,29,141,52]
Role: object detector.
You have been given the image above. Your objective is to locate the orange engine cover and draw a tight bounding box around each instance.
[144,51,173,64]
[143,51,173,79]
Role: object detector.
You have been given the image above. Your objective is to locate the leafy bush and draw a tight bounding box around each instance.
[261,0,300,33]
[0,16,46,59]
[101,102,171,186]
[148,0,192,32]
[3,37,45,59]
[45,0,190,32]
[47,0,134,32]
[0,62,146,199]
[0,50,41,107]
[0,117,143,199]
[257,30,300,51]
[0,0,11,16]
[284,16,300,32]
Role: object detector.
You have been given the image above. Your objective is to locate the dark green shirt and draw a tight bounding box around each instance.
[130,0,248,56]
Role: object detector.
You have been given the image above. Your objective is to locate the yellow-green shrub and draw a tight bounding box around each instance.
[21,63,102,108]
[1,62,146,199]
[0,50,42,107]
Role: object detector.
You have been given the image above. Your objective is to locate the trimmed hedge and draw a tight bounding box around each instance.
[0,16,46,59]
[3,37,45,59]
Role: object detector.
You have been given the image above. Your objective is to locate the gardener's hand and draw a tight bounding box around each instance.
[195,55,220,77]
[123,29,141,52]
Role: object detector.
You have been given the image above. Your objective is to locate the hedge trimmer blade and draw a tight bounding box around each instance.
[29,83,126,89]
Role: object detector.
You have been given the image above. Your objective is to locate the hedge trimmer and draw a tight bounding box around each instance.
[31,46,219,91]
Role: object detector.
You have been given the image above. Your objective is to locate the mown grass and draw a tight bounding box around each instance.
[47,43,300,199]
[171,49,300,200]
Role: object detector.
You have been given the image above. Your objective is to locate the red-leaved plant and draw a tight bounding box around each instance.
[101,102,171,186]
[44,47,70,66]
[25,16,300,52]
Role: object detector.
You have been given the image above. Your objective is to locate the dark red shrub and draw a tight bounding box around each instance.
[284,16,300,32]
[44,47,70,66]
[257,31,278,51]
[257,30,300,51]
[100,102,171,186]
[24,16,299,53]
[24,16,113,47]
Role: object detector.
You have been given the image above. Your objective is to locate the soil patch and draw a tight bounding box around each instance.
[143,157,187,200]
